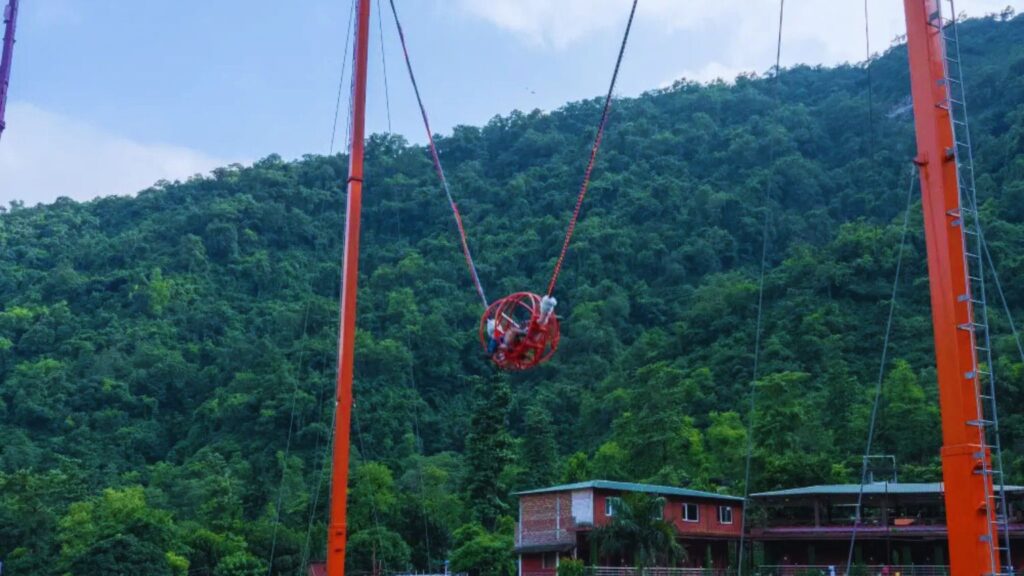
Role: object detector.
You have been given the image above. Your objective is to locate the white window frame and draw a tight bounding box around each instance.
[718,505,734,525]
[605,497,619,517]
[682,502,700,523]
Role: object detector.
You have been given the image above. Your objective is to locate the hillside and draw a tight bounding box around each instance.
[2,12,1024,576]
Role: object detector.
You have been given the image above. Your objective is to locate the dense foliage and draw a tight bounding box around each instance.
[1,12,1023,576]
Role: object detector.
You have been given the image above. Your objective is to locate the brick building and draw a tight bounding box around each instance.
[514,480,743,575]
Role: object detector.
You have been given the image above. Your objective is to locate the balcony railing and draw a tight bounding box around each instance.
[754,566,949,576]
[584,568,735,576]
[515,526,576,548]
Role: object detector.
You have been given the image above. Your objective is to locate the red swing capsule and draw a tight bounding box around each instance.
[479,292,560,371]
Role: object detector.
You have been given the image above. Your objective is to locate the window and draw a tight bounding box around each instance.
[542,553,558,569]
[605,497,619,517]
[718,505,734,524]
[682,502,700,522]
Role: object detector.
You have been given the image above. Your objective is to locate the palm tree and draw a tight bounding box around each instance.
[589,493,685,569]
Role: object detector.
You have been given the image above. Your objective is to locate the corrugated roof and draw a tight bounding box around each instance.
[752,482,1024,498]
[514,479,743,502]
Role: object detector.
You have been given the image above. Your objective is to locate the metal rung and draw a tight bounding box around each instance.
[968,419,994,427]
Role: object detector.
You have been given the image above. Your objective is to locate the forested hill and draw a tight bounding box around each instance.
[2,12,1024,576]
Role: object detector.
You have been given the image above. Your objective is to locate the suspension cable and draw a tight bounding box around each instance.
[267,302,314,574]
[844,167,918,575]
[982,232,1024,367]
[736,3,785,574]
[302,383,338,571]
[329,0,358,155]
[376,0,392,134]
[863,0,876,150]
[405,334,435,571]
[387,0,488,307]
[545,0,639,297]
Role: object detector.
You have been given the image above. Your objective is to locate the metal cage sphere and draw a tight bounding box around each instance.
[479,292,560,371]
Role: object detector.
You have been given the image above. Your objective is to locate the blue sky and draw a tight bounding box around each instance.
[2,0,1022,205]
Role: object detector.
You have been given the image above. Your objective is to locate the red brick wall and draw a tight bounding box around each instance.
[592,490,742,537]
[519,493,574,544]
[669,499,742,536]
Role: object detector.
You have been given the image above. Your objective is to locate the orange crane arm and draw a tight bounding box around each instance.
[903,1,1001,574]
[328,1,371,575]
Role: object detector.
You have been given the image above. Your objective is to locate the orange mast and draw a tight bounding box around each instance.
[327,0,371,575]
[903,1,1004,574]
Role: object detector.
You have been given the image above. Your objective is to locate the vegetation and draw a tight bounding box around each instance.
[0,11,1023,576]
[590,494,683,567]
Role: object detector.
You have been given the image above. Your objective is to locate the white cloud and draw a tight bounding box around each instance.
[0,103,232,207]
[455,0,1024,67]
[663,62,747,87]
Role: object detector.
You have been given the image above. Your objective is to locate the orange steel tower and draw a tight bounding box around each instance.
[327,0,371,575]
[904,1,1010,574]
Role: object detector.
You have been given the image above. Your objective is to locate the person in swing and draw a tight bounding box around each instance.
[486,295,557,365]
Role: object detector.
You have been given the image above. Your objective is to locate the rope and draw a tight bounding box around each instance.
[387,0,488,307]
[267,301,314,574]
[329,0,358,155]
[376,0,392,134]
[405,335,435,571]
[863,0,876,151]
[301,386,338,571]
[982,233,1024,368]
[352,408,389,574]
[545,0,639,298]
[736,3,784,574]
[844,167,918,575]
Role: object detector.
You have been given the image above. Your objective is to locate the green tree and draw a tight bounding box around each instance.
[213,551,268,576]
[877,360,941,466]
[449,521,515,576]
[346,527,412,574]
[520,404,558,488]
[464,374,514,529]
[590,493,684,568]
[57,487,183,576]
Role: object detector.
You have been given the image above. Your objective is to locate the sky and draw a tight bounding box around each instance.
[1,0,1022,206]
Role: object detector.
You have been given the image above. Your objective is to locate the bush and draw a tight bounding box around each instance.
[557,558,585,576]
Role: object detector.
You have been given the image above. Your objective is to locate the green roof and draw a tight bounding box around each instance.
[752,482,1024,499]
[514,480,743,502]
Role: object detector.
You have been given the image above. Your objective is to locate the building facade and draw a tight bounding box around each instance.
[515,480,744,576]
[750,482,1024,570]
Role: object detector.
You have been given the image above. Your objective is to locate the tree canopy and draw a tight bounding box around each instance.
[1,12,1023,575]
